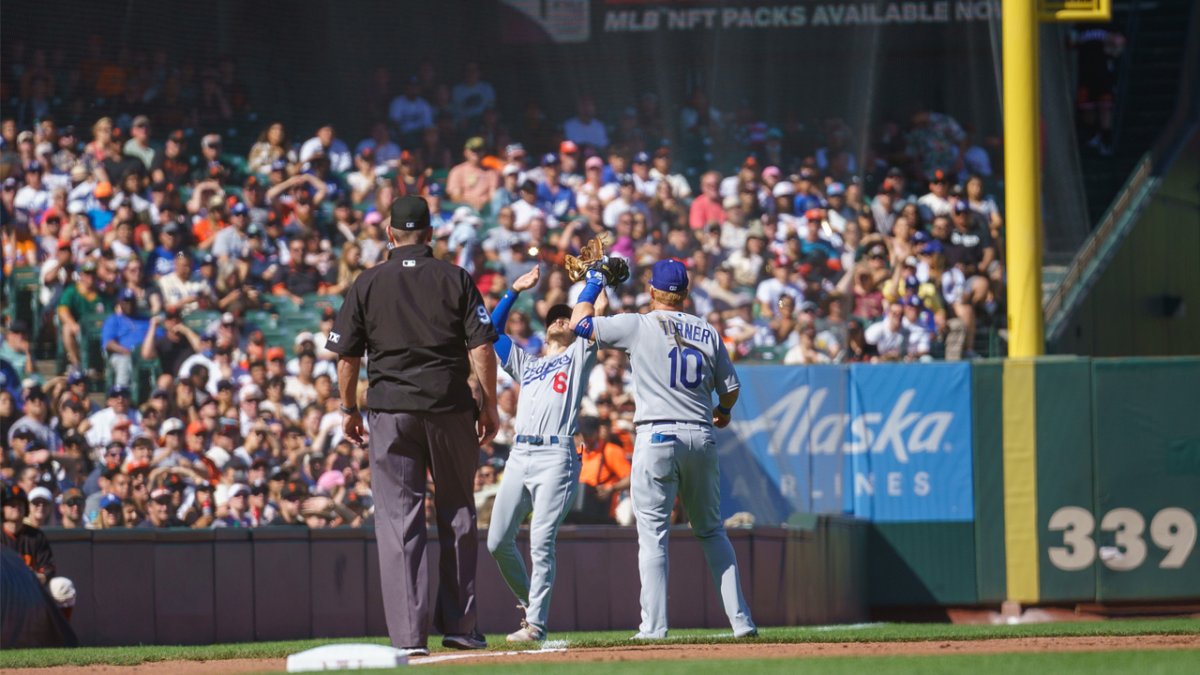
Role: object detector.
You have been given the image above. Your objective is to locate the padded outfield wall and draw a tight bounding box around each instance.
[720,359,1200,607]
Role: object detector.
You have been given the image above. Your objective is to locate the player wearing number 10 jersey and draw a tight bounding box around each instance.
[571,258,756,640]
[485,265,605,643]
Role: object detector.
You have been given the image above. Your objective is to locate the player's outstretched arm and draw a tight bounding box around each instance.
[570,270,607,339]
[491,266,540,362]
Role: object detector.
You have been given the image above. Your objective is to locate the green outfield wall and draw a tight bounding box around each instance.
[866,357,1200,608]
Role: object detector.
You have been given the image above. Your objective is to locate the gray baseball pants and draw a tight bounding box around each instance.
[631,422,756,638]
[486,439,579,633]
[368,409,480,649]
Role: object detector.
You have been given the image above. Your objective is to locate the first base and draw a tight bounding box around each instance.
[286,643,409,671]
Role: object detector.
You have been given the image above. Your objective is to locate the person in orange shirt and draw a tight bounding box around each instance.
[572,416,631,524]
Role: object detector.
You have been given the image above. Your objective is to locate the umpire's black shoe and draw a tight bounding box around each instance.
[442,631,487,650]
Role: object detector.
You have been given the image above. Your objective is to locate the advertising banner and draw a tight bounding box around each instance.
[718,362,974,524]
[847,363,974,522]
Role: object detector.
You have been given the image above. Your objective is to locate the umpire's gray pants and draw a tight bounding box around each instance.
[369,409,480,649]
[486,440,579,633]
[631,422,755,638]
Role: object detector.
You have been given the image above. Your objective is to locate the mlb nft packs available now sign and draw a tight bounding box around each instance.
[717,363,974,523]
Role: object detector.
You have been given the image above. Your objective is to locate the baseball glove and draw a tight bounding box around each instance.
[591,256,630,287]
[564,232,612,283]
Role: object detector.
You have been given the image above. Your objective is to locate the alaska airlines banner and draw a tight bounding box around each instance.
[717,362,974,524]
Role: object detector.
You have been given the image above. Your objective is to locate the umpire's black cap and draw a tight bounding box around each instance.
[389,195,431,231]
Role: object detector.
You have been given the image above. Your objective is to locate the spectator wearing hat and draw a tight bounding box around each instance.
[102,289,152,388]
[122,115,155,169]
[57,488,86,529]
[56,255,113,369]
[24,486,55,528]
[535,154,576,223]
[85,385,141,448]
[917,169,953,224]
[628,151,658,199]
[15,161,50,217]
[138,487,184,528]
[270,479,309,526]
[3,484,76,615]
[8,387,59,452]
[211,201,251,263]
[446,137,498,212]
[563,96,609,151]
[509,180,548,231]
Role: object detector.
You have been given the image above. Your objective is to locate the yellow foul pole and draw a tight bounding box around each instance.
[1003,0,1045,356]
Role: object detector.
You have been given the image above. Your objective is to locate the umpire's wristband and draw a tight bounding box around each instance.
[716,405,732,416]
[339,404,359,415]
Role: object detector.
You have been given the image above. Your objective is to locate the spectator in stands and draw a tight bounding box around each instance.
[446,136,497,212]
[689,171,725,230]
[563,95,609,151]
[102,289,151,388]
[56,488,85,529]
[570,416,630,525]
[390,76,434,147]
[299,124,351,174]
[247,123,289,176]
[451,61,496,127]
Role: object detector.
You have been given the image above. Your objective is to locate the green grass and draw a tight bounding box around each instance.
[422,651,1200,675]
[0,618,1197,669]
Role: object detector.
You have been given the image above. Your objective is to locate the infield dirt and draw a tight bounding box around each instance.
[21,634,1200,673]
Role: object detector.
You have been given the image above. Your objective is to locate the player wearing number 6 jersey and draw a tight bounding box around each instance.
[486,265,606,642]
[571,258,756,640]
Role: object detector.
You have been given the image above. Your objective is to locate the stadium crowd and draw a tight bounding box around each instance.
[1,47,1006,535]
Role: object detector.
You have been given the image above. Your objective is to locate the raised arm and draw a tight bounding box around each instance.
[491,266,540,363]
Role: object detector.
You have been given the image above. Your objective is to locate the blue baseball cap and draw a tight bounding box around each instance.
[632,151,650,164]
[230,202,248,216]
[650,259,689,294]
[100,494,122,510]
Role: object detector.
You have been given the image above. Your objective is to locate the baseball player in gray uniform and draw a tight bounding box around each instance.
[571,258,757,639]
[486,265,608,642]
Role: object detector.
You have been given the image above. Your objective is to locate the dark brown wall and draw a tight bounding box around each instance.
[45,520,866,646]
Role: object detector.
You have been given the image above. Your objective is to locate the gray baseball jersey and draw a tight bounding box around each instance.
[592,311,739,424]
[502,338,598,436]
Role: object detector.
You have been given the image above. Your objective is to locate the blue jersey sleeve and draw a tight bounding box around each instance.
[490,289,519,363]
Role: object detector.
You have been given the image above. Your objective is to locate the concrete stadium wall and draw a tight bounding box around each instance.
[45,519,867,647]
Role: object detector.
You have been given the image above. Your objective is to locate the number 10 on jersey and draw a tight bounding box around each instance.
[668,347,703,389]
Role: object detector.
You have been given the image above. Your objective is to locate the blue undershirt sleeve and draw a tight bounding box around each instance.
[490,289,519,363]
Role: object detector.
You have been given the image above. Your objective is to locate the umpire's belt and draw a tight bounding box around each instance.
[515,434,570,446]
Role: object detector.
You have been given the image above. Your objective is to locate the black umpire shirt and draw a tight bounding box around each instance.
[326,244,497,413]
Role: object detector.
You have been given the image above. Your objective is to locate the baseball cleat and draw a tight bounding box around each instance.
[630,632,665,640]
[506,619,546,642]
[399,647,430,656]
[442,631,487,650]
[735,627,759,638]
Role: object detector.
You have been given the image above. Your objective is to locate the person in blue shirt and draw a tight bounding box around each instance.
[147,222,182,279]
[534,154,577,224]
[101,289,152,388]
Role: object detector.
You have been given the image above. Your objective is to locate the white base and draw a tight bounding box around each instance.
[286,643,410,671]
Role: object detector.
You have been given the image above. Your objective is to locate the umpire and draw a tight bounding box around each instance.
[328,195,499,654]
